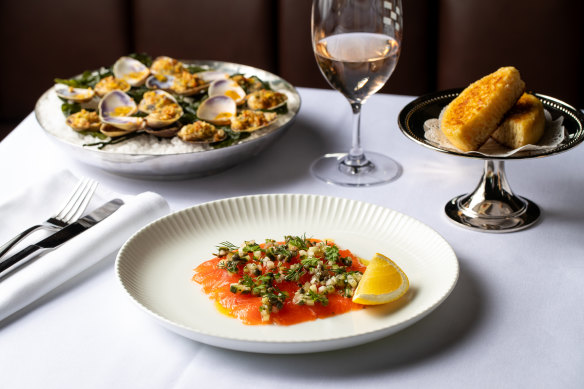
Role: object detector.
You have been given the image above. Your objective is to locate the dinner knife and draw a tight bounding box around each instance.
[0,198,124,278]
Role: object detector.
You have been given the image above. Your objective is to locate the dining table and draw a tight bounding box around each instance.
[0,86,582,388]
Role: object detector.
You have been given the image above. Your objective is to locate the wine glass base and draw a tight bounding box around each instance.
[310,152,402,187]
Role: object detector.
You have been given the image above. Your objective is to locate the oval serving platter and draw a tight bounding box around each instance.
[35,60,301,179]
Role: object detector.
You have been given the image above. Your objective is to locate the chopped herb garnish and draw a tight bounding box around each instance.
[308,290,329,306]
[324,245,340,263]
[285,235,309,250]
[300,256,320,269]
[217,241,238,251]
[218,258,239,273]
[205,236,364,323]
[284,264,305,282]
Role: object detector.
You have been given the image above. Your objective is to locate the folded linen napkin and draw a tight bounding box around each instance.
[0,170,170,321]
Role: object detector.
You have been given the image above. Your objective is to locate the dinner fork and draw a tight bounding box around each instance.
[0,178,98,259]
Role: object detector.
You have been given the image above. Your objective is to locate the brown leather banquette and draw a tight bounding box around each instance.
[1,0,581,139]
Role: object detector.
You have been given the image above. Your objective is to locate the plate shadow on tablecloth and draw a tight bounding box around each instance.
[531,175,584,243]
[185,258,485,373]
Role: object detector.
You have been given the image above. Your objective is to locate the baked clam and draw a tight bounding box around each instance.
[247,89,288,110]
[208,79,246,105]
[54,84,95,103]
[145,74,174,90]
[113,56,150,87]
[138,90,177,113]
[178,121,226,144]
[232,75,265,93]
[150,56,185,76]
[231,110,277,132]
[196,95,237,126]
[170,72,207,95]
[94,76,131,97]
[146,71,207,96]
[65,109,101,132]
[145,103,183,129]
[98,90,144,134]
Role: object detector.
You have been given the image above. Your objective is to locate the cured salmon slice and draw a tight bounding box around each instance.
[193,238,368,326]
[193,258,239,294]
[309,294,364,319]
[216,288,265,325]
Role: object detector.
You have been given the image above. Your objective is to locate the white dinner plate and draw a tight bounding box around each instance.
[116,194,459,353]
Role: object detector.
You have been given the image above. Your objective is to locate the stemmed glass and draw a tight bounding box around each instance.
[311,0,403,186]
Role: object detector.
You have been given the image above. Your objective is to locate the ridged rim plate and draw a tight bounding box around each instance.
[116,194,459,354]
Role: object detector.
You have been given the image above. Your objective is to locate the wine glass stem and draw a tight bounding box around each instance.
[345,102,367,167]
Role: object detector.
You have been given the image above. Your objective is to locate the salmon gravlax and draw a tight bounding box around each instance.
[193,235,367,325]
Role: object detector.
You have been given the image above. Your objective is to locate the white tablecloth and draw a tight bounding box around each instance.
[0,88,582,388]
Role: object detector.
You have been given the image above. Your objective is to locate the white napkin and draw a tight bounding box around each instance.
[0,170,170,321]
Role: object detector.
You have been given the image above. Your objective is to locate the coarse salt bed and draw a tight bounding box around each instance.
[37,89,267,155]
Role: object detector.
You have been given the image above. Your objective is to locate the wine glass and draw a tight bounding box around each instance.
[311,0,403,186]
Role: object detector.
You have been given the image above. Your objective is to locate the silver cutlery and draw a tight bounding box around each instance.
[0,178,98,259]
[0,198,124,278]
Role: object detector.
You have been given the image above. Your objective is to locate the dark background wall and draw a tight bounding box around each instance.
[1,0,582,139]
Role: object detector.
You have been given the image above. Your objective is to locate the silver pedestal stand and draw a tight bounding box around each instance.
[398,89,584,233]
[444,160,540,232]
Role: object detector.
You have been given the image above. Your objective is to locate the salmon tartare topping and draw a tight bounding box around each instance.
[193,235,367,325]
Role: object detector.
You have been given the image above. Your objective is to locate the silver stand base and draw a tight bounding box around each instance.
[444,160,540,233]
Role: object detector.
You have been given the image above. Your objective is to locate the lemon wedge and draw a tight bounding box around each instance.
[352,253,409,305]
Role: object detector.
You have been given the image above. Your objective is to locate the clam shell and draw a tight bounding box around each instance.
[113,56,150,87]
[196,95,237,125]
[100,115,145,132]
[145,103,184,128]
[232,75,265,93]
[170,72,208,96]
[54,84,95,103]
[198,70,230,83]
[138,90,178,113]
[146,73,207,96]
[94,76,131,97]
[177,121,227,144]
[144,125,180,138]
[100,123,140,137]
[65,109,101,132]
[98,91,144,131]
[98,90,138,117]
[145,74,174,90]
[208,79,246,105]
[230,110,278,132]
[150,56,185,76]
[247,89,288,110]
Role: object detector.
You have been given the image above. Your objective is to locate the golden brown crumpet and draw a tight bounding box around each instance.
[440,67,525,151]
[491,93,545,149]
